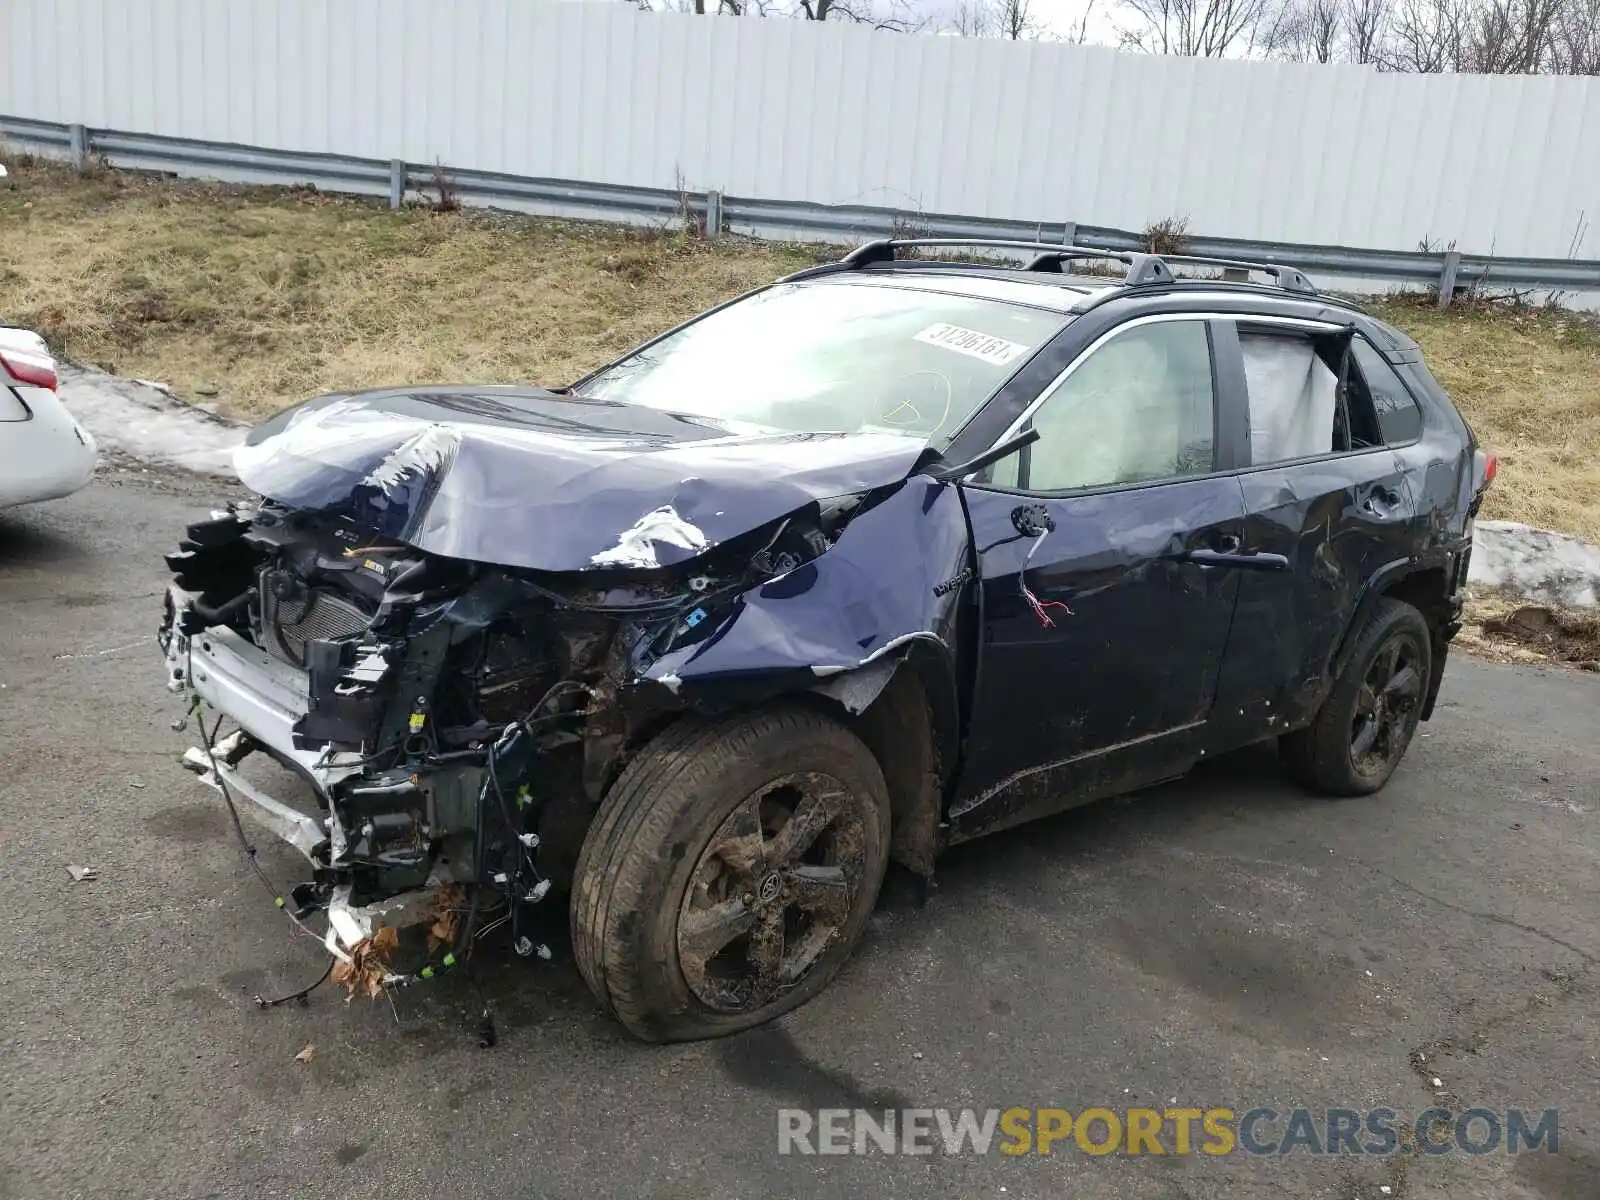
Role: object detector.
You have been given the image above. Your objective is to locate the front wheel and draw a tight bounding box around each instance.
[1281,598,1432,796]
[571,707,891,1042]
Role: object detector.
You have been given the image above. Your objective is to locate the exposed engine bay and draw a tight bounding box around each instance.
[158,493,876,992]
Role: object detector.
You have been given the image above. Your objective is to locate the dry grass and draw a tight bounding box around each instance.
[1365,295,1600,542]
[0,160,817,421]
[2,161,1599,544]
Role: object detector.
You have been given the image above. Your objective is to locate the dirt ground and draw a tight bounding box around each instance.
[1459,592,1600,669]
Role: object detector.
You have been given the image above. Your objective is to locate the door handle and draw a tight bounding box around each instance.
[1177,548,1292,571]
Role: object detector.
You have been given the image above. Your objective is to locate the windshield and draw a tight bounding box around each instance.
[575,279,1067,445]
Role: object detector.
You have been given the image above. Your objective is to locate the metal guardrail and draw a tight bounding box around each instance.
[5,117,1599,304]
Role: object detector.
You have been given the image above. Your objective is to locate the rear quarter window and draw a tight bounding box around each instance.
[1351,339,1424,444]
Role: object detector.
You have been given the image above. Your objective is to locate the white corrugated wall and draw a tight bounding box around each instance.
[3,0,1597,256]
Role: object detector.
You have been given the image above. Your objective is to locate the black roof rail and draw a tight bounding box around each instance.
[1123,253,1177,287]
[841,238,1132,272]
[838,238,1318,295]
[1150,253,1318,295]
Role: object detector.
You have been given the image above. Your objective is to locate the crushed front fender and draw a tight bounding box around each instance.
[637,476,972,696]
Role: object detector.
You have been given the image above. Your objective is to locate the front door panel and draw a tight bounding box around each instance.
[950,474,1247,839]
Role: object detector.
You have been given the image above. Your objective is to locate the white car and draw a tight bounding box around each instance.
[0,327,97,508]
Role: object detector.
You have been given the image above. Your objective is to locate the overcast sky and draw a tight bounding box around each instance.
[929,0,1124,44]
[1021,0,1122,43]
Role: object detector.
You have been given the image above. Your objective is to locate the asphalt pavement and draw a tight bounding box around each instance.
[2,471,1597,1200]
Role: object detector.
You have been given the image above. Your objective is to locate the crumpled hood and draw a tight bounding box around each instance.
[235,386,928,572]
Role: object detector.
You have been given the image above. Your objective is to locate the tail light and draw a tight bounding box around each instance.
[0,344,57,392]
[1475,449,1497,493]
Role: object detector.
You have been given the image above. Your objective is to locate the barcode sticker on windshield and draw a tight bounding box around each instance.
[914,323,1029,366]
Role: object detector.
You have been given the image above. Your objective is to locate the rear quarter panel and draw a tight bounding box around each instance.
[0,386,98,507]
[1392,357,1478,550]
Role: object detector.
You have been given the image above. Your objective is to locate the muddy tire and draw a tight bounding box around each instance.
[571,706,891,1042]
[1281,598,1432,796]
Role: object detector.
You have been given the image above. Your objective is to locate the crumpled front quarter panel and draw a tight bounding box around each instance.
[644,478,973,687]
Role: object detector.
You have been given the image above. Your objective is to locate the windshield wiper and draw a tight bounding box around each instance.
[924,428,1040,483]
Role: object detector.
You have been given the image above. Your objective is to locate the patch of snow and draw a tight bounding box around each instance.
[1470,520,1600,608]
[362,424,460,491]
[55,363,243,476]
[590,504,709,569]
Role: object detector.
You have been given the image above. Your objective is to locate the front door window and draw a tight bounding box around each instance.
[987,320,1216,492]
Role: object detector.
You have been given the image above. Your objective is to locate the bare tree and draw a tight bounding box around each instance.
[1307,0,1345,55]
[1119,0,1276,55]
[645,0,925,27]
[795,0,929,28]
[638,0,1594,69]
[1275,0,1345,58]
[1550,0,1600,68]
[1001,0,1038,37]
[1059,0,1101,40]
[1344,0,1392,58]
[1380,0,1565,69]
[944,0,1061,37]
[1383,0,1467,69]
[1469,0,1562,69]
[948,0,998,35]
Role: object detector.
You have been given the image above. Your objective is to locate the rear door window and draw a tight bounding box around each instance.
[1239,327,1384,464]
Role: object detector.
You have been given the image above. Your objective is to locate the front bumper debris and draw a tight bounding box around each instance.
[161,583,456,984]
[180,739,326,862]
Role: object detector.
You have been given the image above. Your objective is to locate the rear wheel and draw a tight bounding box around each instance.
[1281,598,1431,796]
[571,707,890,1042]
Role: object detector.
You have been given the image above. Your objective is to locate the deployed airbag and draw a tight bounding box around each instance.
[1240,334,1338,463]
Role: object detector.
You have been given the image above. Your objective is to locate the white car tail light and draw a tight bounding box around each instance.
[0,328,56,386]
[0,343,57,392]
[1476,449,1498,492]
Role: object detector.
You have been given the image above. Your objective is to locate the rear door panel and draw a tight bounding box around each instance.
[1208,321,1422,745]
[1212,450,1416,738]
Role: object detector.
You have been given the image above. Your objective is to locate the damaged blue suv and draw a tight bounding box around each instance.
[158,239,1493,1041]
